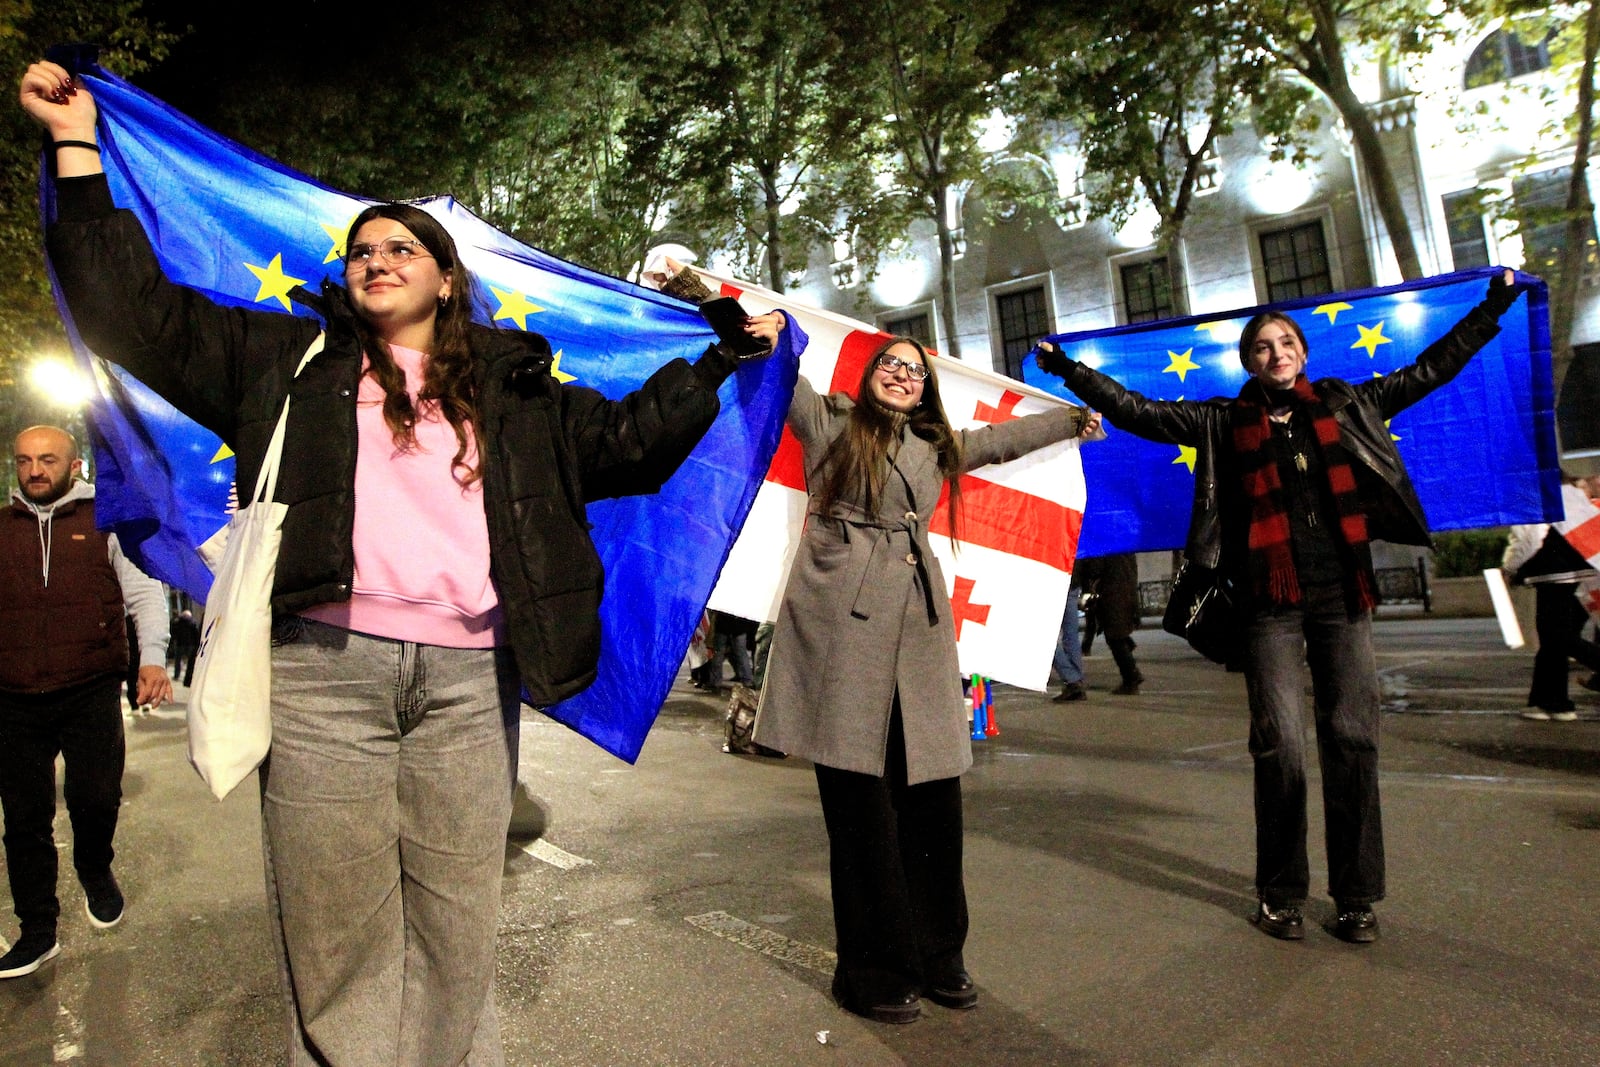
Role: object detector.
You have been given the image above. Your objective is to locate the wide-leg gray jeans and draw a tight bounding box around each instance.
[261,618,521,1066]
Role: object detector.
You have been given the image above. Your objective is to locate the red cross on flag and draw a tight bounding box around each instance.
[684,270,1086,691]
[1555,488,1600,571]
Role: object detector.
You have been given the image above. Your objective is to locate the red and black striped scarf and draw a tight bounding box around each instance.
[1231,375,1375,610]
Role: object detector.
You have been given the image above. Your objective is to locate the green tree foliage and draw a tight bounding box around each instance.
[1015,2,1313,314]
[0,0,176,429]
[624,0,889,293]
[1430,528,1509,577]
[1488,0,1600,399]
[833,0,1024,359]
[1243,0,1484,281]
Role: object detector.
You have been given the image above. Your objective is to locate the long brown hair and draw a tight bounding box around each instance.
[346,203,482,485]
[814,336,965,537]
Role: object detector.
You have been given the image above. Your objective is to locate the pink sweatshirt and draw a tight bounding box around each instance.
[302,345,503,647]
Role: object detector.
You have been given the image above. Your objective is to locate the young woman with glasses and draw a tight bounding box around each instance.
[22,59,781,1065]
[747,330,1092,1023]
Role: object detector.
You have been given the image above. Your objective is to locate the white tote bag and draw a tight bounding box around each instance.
[187,335,323,799]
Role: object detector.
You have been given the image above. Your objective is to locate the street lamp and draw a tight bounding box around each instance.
[27,355,92,409]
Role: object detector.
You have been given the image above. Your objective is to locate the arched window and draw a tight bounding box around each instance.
[1465,26,1557,89]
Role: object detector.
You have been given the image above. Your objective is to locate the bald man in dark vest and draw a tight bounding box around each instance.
[0,425,171,979]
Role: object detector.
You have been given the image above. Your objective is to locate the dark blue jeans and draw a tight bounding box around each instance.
[0,674,125,938]
[1052,585,1084,685]
[1244,586,1384,908]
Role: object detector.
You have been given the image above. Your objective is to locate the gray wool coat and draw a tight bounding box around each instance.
[752,376,1084,783]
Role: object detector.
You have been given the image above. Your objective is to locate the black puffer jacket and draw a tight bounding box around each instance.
[46,174,739,705]
[1057,302,1505,577]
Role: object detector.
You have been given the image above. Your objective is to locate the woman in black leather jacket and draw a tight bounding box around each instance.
[1037,270,1521,947]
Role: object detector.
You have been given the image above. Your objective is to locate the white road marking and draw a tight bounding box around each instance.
[684,910,836,975]
[519,839,593,870]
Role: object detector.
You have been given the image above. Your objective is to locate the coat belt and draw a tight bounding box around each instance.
[813,509,941,627]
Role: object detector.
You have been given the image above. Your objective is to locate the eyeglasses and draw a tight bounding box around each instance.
[875,354,930,381]
[344,237,434,271]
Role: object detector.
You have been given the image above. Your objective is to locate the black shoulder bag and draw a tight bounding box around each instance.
[1161,561,1237,665]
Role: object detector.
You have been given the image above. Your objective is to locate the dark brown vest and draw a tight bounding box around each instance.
[0,494,128,693]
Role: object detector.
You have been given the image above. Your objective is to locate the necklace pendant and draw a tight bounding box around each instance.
[1294,452,1308,472]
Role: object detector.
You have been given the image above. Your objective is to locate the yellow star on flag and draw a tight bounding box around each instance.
[1163,348,1201,382]
[1194,322,1229,338]
[322,214,361,264]
[1314,301,1353,324]
[245,254,306,311]
[1351,321,1391,358]
[490,286,544,330]
[211,444,233,463]
[550,349,576,384]
[1174,444,1197,473]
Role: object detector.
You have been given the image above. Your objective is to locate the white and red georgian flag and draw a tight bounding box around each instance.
[693,270,1087,692]
[1558,488,1600,624]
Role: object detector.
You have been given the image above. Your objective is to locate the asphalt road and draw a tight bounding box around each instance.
[2,614,1597,1066]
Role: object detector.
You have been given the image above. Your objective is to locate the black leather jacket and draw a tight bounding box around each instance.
[47,174,738,705]
[1059,303,1504,577]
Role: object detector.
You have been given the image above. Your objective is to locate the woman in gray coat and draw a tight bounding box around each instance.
[752,336,1087,1023]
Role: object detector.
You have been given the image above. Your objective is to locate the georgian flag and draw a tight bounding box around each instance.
[1557,488,1600,624]
[685,271,1086,692]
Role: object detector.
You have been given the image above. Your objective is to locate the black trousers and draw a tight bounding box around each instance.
[0,675,125,937]
[813,705,967,1004]
[1528,582,1600,711]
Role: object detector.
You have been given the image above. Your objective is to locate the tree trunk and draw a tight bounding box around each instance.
[1166,242,1191,318]
[1550,0,1600,401]
[1299,1,1424,280]
[933,183,963,360]
[764,178,786,294]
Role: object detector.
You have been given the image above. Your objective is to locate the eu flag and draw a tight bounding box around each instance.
[1022,269,1560,558]
[38,58,795,763]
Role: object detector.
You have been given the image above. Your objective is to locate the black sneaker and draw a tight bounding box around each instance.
[83,873,125,929]
[1333,906,1379,944]
[0,933,61,979]
[1252,900,1305,940]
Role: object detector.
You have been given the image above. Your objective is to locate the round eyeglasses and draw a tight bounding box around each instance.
[875,353,930,381]
[344,237,434,272]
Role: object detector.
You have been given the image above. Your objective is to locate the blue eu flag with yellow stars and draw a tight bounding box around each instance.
[37,58,796,763]
[1022,270,1561,559]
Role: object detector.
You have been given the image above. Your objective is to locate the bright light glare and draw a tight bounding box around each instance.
[28,358,92,409]
[1247,158,1314,216]
[1394,296,1425,329]
[1115,203,1163,247]
[871,256,928,308]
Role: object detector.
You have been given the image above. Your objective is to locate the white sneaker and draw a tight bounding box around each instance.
[1520,709,1551,721]
[1550,710,1579,722]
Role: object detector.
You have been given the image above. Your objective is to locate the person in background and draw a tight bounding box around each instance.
[1503,471,1600,720]
[748,324,1091,1024]
[1076,552,1144,696]
[1052,573,1088,701]
[23,58,780,1064]
[1,424,171,979]
[168,608,201,687]
[1037,269,1524,946]
[1053,413,1104,703]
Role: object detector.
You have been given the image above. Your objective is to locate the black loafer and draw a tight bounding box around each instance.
[1333,907,1379,944]
[832,977,921,1024]
[926,970,979,1009]
[1252,900,1305,941]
